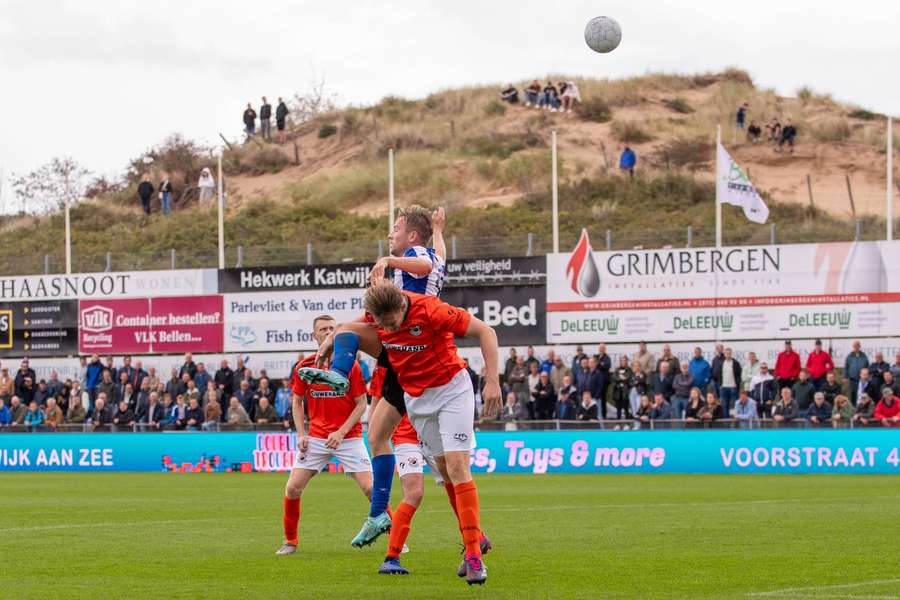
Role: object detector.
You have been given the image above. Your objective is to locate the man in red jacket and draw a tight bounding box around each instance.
[774,340,801,391]
[873,388,900,427]
[805,339,834,391]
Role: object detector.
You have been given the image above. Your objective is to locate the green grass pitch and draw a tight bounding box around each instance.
[3,472,899,599]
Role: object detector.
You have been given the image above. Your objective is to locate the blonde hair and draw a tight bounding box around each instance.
[364,280,405,316]
[397,205,432,243]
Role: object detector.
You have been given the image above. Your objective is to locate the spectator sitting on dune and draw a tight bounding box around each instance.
[524,80,541,107]
[539,82,560,112]
[777,119,797,154]
[747,121,762,143]
[500,84,518,104]
[766,118,781,144]
[560,81,581,113]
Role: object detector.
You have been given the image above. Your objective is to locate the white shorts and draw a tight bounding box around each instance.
[395,442,445,484]
[405,368,475,459]
[293,437,372,473]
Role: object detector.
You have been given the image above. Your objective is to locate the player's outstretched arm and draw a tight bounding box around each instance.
[464,316,501,418]
[431,206,447,262]
[369,255,432,283]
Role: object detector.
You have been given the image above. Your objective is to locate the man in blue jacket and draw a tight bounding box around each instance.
[844,341,869,405]
[85,354,104,400]
[619,147,636,179]
[688,347,711,394]
[580,357,608,419]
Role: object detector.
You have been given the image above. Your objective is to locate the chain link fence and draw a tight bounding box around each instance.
[12,219,890,276]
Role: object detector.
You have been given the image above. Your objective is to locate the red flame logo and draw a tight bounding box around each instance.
[566,229,601,297]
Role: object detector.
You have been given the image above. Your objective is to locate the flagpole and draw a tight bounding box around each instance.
[217,153,225,269]
[716,124,722,248]
[551,130,559,253]
[65,201,72,274]
[888,117,894,241]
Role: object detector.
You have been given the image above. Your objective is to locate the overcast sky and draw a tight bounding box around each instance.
[0,0,897,201]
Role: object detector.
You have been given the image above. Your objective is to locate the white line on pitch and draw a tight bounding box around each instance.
[748,578,900,597]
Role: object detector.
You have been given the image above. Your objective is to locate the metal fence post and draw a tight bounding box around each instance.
[855,219,861,240]
[44,255,50,274]
[306,242,313,266]
[769,223,776,245]
[236,245,244,268]
[105,252,112,272]
[605,229,612,251]
[686,225,693,248]
[451,236,458,260]
[526,233,534,257]
[170,249,176,270]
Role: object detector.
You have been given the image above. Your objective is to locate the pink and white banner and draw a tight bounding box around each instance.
[546,234,900,342]
[78,295,224,354]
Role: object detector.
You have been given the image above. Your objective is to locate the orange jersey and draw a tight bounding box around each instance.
[291,355,366,439]
[391,414,419,446]
[368,365,386,398]
[366,292,470,397]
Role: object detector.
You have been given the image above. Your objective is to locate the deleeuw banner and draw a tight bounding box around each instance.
[547,234,900,342]
[717,142,769,224]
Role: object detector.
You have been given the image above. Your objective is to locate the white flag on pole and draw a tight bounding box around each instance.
[716,142,769,224]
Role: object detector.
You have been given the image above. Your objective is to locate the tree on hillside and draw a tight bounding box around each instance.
[289,71,339,125]
[125,133,212,187]
[11,157,91,214]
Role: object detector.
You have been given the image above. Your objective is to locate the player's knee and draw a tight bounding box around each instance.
[285,481,304,499]
[443,454,472,484]
[371,439,393,456]
[404,485,424,507]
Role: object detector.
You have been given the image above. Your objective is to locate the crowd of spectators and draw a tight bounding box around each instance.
[243,96,290,143]
[737,102,797,153]
[0,353,301,433]
[2,340,898,433]
[489,339,900,429]
[499,80,582,113]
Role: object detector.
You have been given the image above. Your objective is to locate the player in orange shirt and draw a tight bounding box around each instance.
[305,281,502,584]
[275,315,372,556]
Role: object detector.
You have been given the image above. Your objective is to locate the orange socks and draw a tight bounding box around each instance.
[453,480,482,558]
[386,502,417,559]
[443,482,461,524]
[283,496,300,545]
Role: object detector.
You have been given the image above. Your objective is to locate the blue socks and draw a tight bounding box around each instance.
[369,454,395,517]
[331,332,359,378]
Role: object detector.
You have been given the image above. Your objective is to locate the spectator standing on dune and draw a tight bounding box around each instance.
[276,97,289,143]
[736,102,748,129]
[259,96,272,142]
[619,146,636,179]
[198,167,216,206]
[137,174,154,215]
[243,102,257,138]
[159,176,173,216]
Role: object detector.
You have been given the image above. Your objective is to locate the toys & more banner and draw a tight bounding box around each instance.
[547,234,900,343]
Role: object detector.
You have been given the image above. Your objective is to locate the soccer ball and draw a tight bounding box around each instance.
[584,16,622,53]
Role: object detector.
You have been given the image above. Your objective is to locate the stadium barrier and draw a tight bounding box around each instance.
[1,419,889,434]
[2,429,899,474]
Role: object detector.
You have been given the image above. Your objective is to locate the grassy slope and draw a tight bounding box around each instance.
[3,472,899,599]
[0,69,894,275]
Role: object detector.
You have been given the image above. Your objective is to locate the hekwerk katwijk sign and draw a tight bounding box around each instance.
[547,232,900,343]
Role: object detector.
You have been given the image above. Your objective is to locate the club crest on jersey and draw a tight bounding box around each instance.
[408,325,422,337]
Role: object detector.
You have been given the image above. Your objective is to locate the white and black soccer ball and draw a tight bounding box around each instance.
[584,16,622,53]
